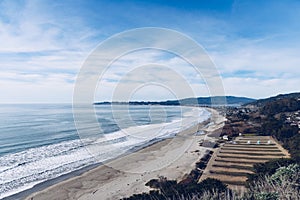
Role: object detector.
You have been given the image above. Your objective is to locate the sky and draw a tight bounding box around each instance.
[0,0,300,103]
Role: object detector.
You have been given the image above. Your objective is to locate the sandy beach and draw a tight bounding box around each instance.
[24,108,225,200]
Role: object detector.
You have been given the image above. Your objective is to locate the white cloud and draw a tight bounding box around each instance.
[94,49,219,101]
[206,36,300,98]
[0,0,95,53]
[0,1,98,103]
[0,1,299,103]
[0,73,74,103]
[222,77,300,99]
[211,45,300,78]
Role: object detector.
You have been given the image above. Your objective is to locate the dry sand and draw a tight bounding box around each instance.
[25,108,225,200]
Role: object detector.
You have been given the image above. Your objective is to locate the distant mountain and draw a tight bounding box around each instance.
[94,96,256,106]
[164,96,255,106]
[244,92,300,107]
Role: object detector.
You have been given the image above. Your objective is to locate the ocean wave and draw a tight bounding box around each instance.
[0,106,210,199]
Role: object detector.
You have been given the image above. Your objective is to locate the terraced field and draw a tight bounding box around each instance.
[199,136,290,192]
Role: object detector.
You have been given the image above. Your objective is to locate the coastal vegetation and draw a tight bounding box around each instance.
[122,177,228,200]
[124,93,300,200]
[123,163,300,200]
[221,93,300,162]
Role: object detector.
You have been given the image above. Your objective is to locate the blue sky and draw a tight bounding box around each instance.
[0,0,300,103]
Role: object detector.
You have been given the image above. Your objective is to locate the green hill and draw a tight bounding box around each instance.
[94,96,255,106]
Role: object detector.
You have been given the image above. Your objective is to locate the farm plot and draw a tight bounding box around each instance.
[199,136,290,191]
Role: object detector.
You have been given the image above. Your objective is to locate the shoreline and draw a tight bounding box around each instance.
[9,108,225,200]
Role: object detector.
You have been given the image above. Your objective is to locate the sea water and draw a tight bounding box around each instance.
[0,104,210,199]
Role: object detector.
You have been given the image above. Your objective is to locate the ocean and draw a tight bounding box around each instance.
[0,104,210,199]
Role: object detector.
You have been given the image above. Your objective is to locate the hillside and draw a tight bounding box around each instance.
[224,92,300,160]
[94,96,255,106]
[122,92,300,199]
[244,92,300,107]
